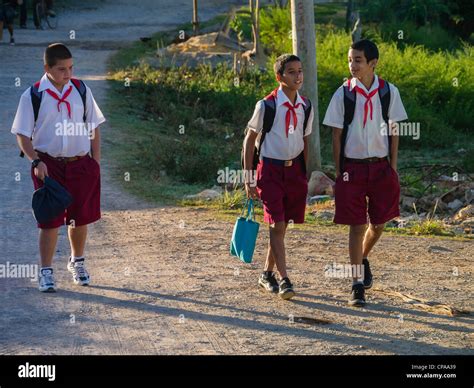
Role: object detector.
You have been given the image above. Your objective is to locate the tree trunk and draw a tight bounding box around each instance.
[291,0,321,172]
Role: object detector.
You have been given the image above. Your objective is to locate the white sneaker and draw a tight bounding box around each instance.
[38,268,56,292]
[67,257,90,286]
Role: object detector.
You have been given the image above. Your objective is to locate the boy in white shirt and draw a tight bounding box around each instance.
[243,54,314,300]
[11,43,106,292]
[323,39,408,307]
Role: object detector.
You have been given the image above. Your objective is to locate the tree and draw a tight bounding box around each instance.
[249,0,262,58]
[291,0,321,172]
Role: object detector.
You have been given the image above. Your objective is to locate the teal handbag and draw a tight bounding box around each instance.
[230,199,260,263]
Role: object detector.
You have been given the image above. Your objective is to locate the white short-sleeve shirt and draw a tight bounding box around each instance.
[323,75,408,159]
[11,73,106,157]
[247,86,314,160]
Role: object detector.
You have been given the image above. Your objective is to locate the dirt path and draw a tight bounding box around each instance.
[0,0,472,355]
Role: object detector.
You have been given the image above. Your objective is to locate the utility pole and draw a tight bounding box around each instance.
[291,0,321,172]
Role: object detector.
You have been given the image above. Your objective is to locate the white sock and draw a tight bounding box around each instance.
[71,256,85,263]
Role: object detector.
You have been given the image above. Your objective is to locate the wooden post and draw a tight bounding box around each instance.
[193,0,199,34]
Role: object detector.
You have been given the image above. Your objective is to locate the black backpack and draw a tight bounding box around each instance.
[339,77,391,174]
[20,78,87,157]
[242,88,312,170]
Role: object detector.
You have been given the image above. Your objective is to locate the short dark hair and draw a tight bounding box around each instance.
[44,43,72,67]
[273,54,301,76]
[350,39,379,63]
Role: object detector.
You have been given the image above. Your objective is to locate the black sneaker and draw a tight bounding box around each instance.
[258,272,279,293]
[278,277,295,300]
[363,258,373,289]
[348,283,366,307]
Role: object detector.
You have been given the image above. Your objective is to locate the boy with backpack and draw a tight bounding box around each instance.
[243,54,314,300]
[11,43,106,292]
[323,39,407,307]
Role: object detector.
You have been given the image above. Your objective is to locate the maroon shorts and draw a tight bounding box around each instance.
[31,154,101,229]
[256,157,308,225]
[334,159,400,225]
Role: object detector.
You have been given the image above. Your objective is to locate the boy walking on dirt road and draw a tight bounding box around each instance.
[11,43,106,292]
[323,39,408,307]
[243,54,314,300]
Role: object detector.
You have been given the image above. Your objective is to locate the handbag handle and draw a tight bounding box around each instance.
[240,199,256,221]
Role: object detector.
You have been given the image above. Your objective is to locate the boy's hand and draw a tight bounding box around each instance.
[34,162,48,181]
[245,183,258,200]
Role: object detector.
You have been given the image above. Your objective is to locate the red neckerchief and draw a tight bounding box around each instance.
[45,85,73,118]
[283,101,302,137]
[353,83,378,128]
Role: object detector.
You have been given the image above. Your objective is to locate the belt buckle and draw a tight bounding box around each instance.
[284,160,293,167]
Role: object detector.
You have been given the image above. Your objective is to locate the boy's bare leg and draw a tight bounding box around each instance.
[39,227,59,267]
[362,223,385,257]
[264,223,288,272]
[349,224,367,280]
[68,225,87,258]
[0,22,4,41]
[263,242,276,272]
[269,221,288,279]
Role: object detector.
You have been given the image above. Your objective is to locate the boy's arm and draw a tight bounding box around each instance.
[90,127,101,164]
[16,134,48,180]
[389,124,399,171]
[331,127,343,177]
[16,134,38,161]
[243,130,258,198]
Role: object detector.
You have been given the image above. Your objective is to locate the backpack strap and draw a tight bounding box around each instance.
[339,77,392,173]
[301,96,312,135]
[22,79,88,158]
[377,77,391,151]
[301,96,312,174]
[340,78,356,174]
[30,81,43,123]
[71,78,87,122]
[254,88,278,166]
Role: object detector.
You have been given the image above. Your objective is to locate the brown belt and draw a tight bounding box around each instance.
[37,151,88,163]
[345,157,388,164]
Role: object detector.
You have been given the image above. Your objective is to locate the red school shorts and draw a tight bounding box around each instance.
[31,153,101,229]
[334,159,400,225]
[256,158,308,225]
